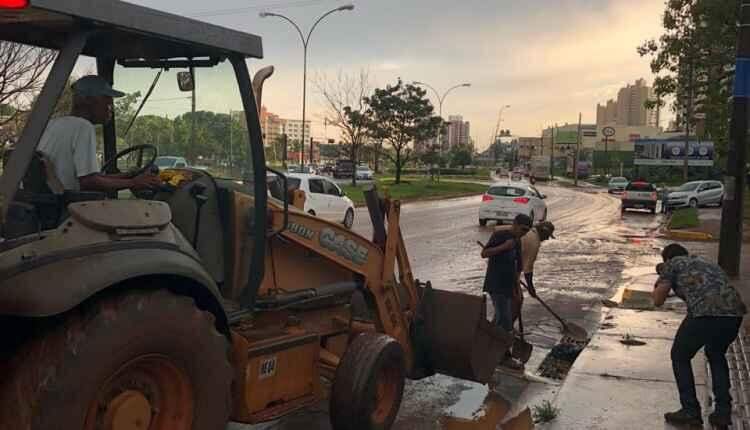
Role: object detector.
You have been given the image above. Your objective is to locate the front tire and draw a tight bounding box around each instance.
[689,198,698,208]
[343,208,354,229]
[330,333,405,430]
[479,219,487,226]
[0,290,232,430]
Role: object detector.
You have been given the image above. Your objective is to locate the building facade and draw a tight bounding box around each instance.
[596,79,657,127]
[445,115,470,150]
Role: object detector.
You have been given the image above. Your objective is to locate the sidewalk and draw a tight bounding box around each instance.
[544,274,710,429]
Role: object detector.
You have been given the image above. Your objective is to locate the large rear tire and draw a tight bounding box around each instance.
[0,289,232,430]
[330,333,405,430]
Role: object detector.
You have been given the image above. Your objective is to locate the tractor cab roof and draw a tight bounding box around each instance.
[0,0,263,61]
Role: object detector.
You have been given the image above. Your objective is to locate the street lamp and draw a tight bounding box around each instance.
[260,4,354,167]
[413,81,471,153]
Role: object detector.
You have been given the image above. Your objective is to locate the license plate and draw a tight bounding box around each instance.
[633,204,644,208]
[495,211,508,217]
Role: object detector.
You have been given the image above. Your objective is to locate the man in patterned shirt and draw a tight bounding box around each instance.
[653,244,747,427]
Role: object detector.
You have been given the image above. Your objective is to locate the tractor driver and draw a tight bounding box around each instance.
[37,75,162,193]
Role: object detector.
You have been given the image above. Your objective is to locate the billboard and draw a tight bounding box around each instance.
[633,139,714,166]
[555,131,578,144]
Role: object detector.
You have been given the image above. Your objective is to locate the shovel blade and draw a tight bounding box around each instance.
[416,285,513,384]
[512,338,533,363]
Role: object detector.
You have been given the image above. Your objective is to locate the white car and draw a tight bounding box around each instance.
[155,156,188,169]
[479,181,548,226]
[356,166,374,180]
[287,173,355,229]
[667,180,724,209]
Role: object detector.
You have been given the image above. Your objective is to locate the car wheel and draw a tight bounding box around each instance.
[343,208,354,229]
[479,219,487,226]
[308,210,316,216]
[689,198,698,209]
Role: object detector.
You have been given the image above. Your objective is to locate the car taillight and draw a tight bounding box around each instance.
[513,197,530,204]
[622,192,629,199]
[0,0,28,8]
[482,194,493,202]
[651,192,657,200]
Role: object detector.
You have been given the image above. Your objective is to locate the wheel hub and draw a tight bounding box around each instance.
[103,390,152,430]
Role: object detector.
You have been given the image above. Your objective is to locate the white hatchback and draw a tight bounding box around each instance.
[479,182,548,226]
[287,173,355,229]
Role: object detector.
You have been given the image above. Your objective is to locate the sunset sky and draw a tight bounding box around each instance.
[118,0,668,150]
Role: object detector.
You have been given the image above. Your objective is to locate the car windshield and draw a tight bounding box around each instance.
[488,186,526,197]
[155,157,177,167]
[626,182,656,192]
[676,182,700,192]
[611,177,627,183]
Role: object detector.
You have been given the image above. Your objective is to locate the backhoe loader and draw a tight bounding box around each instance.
[0,2,512,429]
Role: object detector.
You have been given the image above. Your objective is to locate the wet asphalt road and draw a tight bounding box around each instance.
[231,183,667,430]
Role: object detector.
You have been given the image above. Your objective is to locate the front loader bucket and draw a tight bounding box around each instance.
[415,284,513,384]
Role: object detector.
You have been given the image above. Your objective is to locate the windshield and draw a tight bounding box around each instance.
[155,157,177,167]
[113,63,252,181]
[488,186,526,197]
[610,177,627,183]
[626,182,656,192]
[676,182,700,192]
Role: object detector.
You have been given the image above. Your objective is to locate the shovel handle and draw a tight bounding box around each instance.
[520,281,569,329]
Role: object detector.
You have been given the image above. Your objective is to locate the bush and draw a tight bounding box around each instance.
[669,208,700,229]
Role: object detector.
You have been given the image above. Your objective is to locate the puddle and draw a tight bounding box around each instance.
[444,383,489,418]
[620,339,647,346]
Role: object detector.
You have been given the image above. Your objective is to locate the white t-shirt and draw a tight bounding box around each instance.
[37,116,99,191]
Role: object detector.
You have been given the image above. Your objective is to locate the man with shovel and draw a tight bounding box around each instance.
[481,214,532,370]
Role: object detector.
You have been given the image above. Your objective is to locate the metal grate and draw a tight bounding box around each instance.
[726,330,750,429]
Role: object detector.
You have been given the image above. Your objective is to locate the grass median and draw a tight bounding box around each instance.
[340,178,487,206]
[668,207,700,230]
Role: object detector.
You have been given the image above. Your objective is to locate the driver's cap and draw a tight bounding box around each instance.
[72,75,125,98]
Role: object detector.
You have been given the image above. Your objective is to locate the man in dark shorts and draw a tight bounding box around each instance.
[481,213,532,370]
[654,244,747,427]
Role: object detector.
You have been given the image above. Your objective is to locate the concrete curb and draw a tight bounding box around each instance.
[352,191,484,208]
[665,229,714,241]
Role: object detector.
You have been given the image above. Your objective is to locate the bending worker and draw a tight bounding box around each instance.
[496,220,556,326]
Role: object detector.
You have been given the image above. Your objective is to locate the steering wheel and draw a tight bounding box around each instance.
[101,144,158,177]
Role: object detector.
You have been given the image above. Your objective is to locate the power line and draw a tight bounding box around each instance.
[189,0,338,18]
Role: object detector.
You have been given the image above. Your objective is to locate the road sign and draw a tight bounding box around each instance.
[602,126,615,137]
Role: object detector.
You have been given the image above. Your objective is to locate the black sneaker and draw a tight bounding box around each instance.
[708,411,731,427]
[664,409,703,426]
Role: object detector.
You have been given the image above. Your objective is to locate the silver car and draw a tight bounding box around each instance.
[667,180,724,208]
[607,176,629,193]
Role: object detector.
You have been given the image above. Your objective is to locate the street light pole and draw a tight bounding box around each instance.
[413,81,471,153]
[260,5,354,169]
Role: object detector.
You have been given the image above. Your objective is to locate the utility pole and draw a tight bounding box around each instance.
[550,124,557,181]
[190,66,196,163]
[309,137,314,166]
[229,110,233,173]
[574,113,582,187]
[718,0,750,277]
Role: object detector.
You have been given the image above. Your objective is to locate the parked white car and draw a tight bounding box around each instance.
[287,173,355,228]
[607,176,629,193]
[356,166,374,180]
[667,180,724,209]
[155,156,188,169]
[478,181,548,226]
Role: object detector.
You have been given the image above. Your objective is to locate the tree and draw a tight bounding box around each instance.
[364,78,441,184]
[0,42,55,134]
[316,70,372,186]
[450,145,473,168]
[638,0,737,157]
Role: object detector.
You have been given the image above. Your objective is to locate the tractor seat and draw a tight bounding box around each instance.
[3,149,105,239]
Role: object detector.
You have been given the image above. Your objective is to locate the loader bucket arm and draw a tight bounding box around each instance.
[371,188,514,384]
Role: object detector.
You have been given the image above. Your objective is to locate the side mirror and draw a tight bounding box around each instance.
[177,71,194,92]
[340,189,346,197]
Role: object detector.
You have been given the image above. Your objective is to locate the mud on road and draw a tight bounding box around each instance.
[231,184,668,429]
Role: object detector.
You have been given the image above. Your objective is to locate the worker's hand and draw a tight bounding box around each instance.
[524,272,537,297]
[130,172,163,190]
